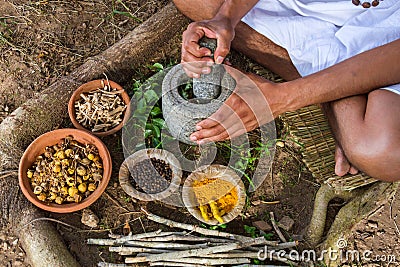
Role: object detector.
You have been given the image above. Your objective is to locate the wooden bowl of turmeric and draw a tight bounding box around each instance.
[182,164,246,225]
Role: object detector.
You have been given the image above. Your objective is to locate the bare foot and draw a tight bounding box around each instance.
[335,145,359,176]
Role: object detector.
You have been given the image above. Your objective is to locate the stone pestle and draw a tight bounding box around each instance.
[192,37,222,100]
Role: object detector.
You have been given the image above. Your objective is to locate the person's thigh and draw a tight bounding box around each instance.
[173,0,224,21]
[340,89,400,181]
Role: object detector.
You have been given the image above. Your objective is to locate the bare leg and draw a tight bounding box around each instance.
[324,90,400,181]
[322,98,363,176]
[173,0,400,181]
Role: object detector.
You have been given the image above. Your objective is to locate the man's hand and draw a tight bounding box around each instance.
[181,18,235,77]
[190,67,277,144]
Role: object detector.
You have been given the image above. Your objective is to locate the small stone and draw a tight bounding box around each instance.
[252,220,273,232]
[276,141,285,148]
[3,241,9,250]
[292,234,304,241]
[14,260,23,266]
[251,200,261,206]
[367,221,378,229]
[278,216,295,232]
[81,208,100,228]
[11,239,18,246]
[0,232,7,240]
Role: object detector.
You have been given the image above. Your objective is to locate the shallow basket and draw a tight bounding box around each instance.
[119,148,182,201]
[182,164,246,225]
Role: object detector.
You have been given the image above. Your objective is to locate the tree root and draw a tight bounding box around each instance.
[0,3,189,267]
[305,184,367,247]
[305,182,398,266]
[322,182,398,266]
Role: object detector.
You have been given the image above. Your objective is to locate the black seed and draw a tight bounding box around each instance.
[128,157,173,194]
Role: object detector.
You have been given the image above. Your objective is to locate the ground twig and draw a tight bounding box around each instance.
[20,217,80,231]
[125,237,266,263]
[390,195,400,236]
[142,208,256,242]
[103,191,131,213]
[269,212,287,243]
[0,170,18,179]
[89,211,302,266]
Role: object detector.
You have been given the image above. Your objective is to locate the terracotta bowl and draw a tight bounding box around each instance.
[182,164,246,225]
[68,79,131,137]
[119,148,182,201]
[18,128,112,213]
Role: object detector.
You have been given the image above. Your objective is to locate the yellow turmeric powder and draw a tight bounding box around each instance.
[192,178,238,223]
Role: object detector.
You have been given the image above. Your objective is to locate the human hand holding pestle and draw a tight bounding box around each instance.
[192,37,223,100]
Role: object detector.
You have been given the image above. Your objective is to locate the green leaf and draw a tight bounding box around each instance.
[112,10,142,22]
[152,118,165,129]
[144,129,153,138]
[146,124,160,139]
[137,98,147,110]
[235,160,245,169]
[150,106,162,117]
[152,125,161,138]
[133,106,147,115]
[133,91,143,100]
[218,224,227,229]
[263,233,274,240]
[133,80,142,91]
[243,225,257,238]
[151,63,164,72]
[144,90,159,103]
[154,138,163,149]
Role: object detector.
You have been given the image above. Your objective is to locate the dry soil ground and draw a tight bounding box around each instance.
[0,1,399,267]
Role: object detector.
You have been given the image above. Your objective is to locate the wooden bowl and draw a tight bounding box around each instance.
[68,79,130,137]
[182,164,246,225]
[119,148,182,201]
[18,128,112,213]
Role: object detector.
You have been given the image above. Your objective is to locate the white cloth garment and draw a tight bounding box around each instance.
[242,0,400,95]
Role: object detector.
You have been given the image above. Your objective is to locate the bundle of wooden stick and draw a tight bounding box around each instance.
[88,210,303,267]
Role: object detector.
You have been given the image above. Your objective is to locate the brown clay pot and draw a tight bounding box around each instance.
[182,164,246,225]
[18,128,112,213]
[68,79,131,137]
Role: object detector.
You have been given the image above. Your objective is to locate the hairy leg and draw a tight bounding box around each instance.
[325,90,400,181]
[173,0,300,81]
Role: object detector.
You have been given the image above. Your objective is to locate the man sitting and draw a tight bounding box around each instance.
[173,0,400,181]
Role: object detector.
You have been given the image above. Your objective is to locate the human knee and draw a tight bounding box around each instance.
[173,0,223,21]
[344,136,400,182]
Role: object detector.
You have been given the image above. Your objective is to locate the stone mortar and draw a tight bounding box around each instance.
[162,64,235,144]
